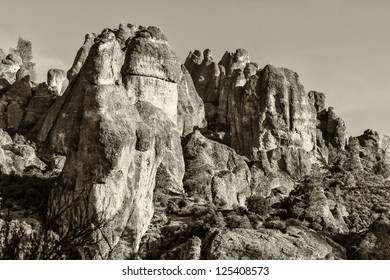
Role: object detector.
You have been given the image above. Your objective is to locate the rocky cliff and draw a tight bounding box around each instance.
[0,23,388,260]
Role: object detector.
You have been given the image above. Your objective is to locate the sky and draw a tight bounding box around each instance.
[1,0,389,137]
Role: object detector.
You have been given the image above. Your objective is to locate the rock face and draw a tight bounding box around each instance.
[66,33,96,82]
[311,89,347,150]
[203,227,345,260]
[230,65,317,178]
[1,22,390,261]
[177,66,206,136]
[34,25,204,259]
[0,76,32,133]
[185,50,319,179]
[183,131,251,209]
[0,70,64,134]
[0,129,46,176]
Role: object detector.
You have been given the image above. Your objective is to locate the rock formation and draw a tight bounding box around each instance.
[0,53,23,84]
[0,69,66,135]
[183,131,251,209]
[203,227,345,260]
[47,69,68,96]
[32,25,204,259]
[0,23,389,260]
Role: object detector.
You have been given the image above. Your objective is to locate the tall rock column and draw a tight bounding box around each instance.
[35,25,204,259]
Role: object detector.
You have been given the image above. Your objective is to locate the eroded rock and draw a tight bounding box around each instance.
[203,227,345,260]
[183,130,251,209]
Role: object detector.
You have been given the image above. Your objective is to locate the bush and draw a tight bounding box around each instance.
[285,218,302,227]
[246,196,270,216]
[0,218,65,260]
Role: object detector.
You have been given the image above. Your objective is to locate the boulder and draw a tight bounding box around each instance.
[183,130,251,209]
[47,68,68,96]
[0,53,23,83]
[0,129,46,176]
[203,227,345,260]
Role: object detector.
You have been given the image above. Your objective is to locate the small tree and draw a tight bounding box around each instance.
[246,195,271,216]
[381,135,390,161]
[10,37,37,81]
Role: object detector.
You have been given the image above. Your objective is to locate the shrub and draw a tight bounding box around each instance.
[246,196,270,216]
[285,218,302,227]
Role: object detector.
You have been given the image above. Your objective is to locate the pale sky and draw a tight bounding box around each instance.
[1,0,389,137]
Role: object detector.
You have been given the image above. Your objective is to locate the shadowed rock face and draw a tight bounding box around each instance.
[0,70,66,135]
[66,33,96,82]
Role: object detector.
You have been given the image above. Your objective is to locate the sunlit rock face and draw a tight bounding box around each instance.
[47,69,68,96]
[203,227,345,260]
[183,130,251,210]
[0,53,23,84]
[185,50,318,179]
[34,25,204,259]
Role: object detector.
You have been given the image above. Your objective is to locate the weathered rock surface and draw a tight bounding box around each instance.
[0,53,23,83]
[67,33,96,82]
[33,25,206,259]
[1,22,389,261]
[0,71,64,135]
[347,216,390,259]
[230,65,316,161]
[0,76,32,132]
[21,83,56,132]
[288,184,349,234]
[47,68,68,96]
[183,130,251,209]
[203,227,345,260]
[309,91,347,150]
[177,66,206,136]
[0,129,46,176]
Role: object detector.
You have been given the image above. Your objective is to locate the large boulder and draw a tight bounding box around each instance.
[47,68,68,96]
[0,53,23,83]
[203,227,345,260]
[183,130,251,209]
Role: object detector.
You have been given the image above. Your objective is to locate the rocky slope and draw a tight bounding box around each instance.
[0,23,389,260]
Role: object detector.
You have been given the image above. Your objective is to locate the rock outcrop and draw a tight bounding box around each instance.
[47,69,68,96]
[66,33,96,82]
[311,90,347,150]
[0,53,23,84]
[203,227,345,260]
[185,50,319,180]
[0,129,46,176]
[0,76,32,133]
[1,22,389,261]
[0,70,65,135]
[183,131,251,209]
[33,25,204,259]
